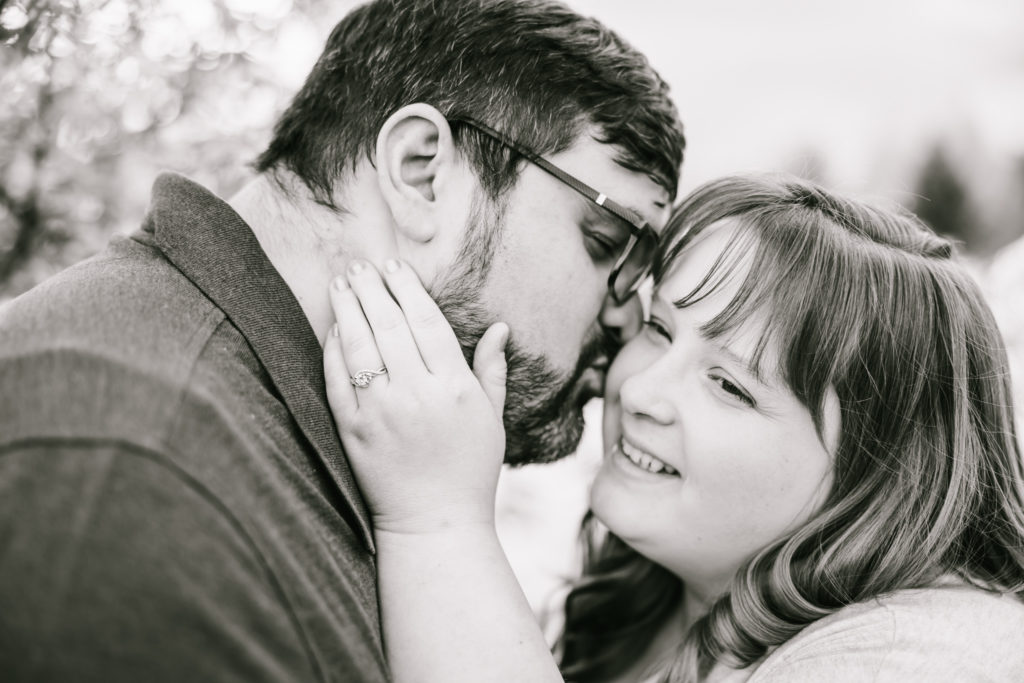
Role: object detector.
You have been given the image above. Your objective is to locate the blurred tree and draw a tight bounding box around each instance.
[911,144,979,251]
[0,0,325,299]
[1010,155,1024,246]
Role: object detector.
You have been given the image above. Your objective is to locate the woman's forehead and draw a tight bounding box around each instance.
[656,218,755,301]
[653,217,790,383]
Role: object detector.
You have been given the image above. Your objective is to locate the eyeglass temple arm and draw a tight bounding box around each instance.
[450,116,648,231]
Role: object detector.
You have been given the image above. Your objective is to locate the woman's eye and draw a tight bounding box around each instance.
[642,317,671,341]
[711,373,755,408]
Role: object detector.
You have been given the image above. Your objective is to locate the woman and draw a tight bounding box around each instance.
[323,174,1024,682]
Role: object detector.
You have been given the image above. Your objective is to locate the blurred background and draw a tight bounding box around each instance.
[2,0,1022,622]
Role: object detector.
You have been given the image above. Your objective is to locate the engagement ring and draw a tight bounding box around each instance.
[349,366,388,388]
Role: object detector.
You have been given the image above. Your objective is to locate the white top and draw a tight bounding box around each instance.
[703,581,1024,682]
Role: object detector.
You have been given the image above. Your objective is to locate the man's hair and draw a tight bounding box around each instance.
[256,0,685,208]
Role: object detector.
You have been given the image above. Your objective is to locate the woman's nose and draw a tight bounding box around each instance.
[617,359,677,425]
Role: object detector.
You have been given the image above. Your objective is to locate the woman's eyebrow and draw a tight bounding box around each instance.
[709,338,764,383]
[654,291,773,387]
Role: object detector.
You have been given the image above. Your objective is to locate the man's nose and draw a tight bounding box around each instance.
[599,290,644,349]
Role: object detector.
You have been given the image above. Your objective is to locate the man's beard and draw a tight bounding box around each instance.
[432,196,617,466]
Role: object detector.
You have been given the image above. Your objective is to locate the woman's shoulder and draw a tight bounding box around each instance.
[746,580,1024,682]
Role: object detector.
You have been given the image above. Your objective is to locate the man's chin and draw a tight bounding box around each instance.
[503,406,587,467]
[502,365,604,467]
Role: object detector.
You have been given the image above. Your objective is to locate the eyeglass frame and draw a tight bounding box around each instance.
[446,115,657,305]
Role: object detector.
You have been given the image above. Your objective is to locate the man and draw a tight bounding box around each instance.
[0,0,684,680]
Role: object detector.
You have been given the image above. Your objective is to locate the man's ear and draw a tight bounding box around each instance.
[375,103,456,243]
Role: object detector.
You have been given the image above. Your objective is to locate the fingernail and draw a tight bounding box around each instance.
[333,276,348,291]
[498,323,510,350]
[383,258,400,273]
[349,260,365,275]
[330,323,339,337]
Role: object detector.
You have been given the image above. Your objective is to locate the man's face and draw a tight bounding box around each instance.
[434,133,670,465]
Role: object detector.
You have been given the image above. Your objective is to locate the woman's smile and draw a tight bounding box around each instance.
[609,436,681,479]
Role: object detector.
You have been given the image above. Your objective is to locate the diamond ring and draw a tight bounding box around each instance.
[349,366,388,388]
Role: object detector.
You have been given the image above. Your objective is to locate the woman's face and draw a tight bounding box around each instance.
[590,219,839,597]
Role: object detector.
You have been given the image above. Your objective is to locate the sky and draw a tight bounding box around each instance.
[263,0,1024,203]
[570,0,1024,198]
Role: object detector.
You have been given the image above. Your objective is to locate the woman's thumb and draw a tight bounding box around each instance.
[473,322,508,419]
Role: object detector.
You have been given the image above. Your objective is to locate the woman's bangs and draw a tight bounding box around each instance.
[659,205,871,437]
[670,211,843,387]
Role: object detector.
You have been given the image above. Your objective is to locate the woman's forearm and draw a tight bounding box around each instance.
[375,523,565,683]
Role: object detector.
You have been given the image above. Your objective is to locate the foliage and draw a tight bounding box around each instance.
[0,0,325,299]
[911,145,976,249]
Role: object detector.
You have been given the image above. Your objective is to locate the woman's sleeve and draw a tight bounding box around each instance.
[749,590,1024,682]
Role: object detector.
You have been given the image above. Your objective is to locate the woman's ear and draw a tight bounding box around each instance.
[375,103,455,243]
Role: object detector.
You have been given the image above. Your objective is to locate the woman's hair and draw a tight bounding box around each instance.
[558,174,1024,682]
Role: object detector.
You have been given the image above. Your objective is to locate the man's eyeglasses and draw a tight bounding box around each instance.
[448,116,657,305]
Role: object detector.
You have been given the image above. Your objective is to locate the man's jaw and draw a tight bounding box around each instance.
[501,329,617,466]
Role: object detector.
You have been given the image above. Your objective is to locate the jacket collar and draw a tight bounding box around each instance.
[143,172,374,552]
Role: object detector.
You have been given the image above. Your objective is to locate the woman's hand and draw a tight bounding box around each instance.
[323,258,509,536]
[325,259,564,683]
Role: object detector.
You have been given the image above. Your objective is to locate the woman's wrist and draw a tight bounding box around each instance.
[373,513,498,540]
[374,521,504,579]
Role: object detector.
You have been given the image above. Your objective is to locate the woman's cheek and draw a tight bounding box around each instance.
[601,339,646,447]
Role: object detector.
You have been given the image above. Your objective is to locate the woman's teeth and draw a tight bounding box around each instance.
[620,440,678,476]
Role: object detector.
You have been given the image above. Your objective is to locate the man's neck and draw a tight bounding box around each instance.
[228,172,379,343]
